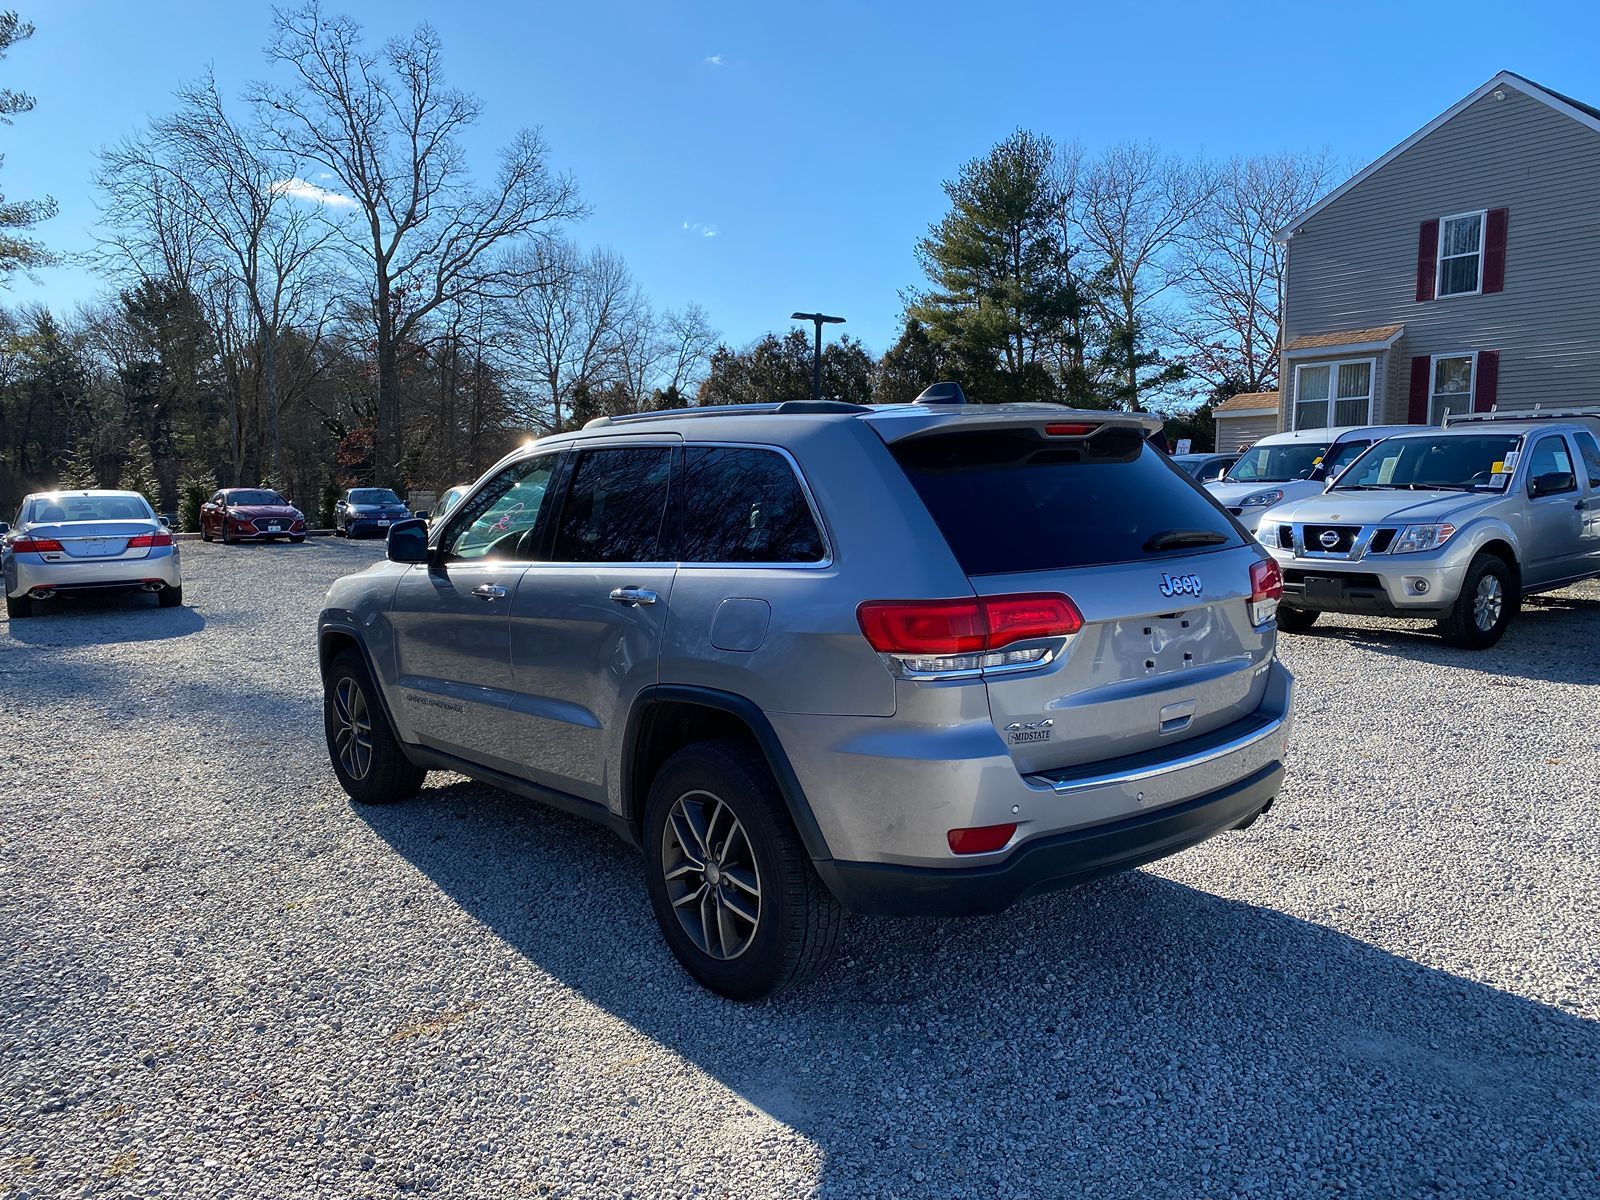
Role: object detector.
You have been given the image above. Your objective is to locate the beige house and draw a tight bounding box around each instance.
[1211,392,1279,451]
[1276,71,1600,430]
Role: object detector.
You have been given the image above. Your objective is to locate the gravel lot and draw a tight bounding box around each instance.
[2,540,1597,1199]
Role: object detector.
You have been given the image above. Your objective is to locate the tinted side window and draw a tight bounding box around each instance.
[893,428,1241,576]
[681,447,825,563]
[1573,431,1600,487]
[552,447,673,562]
[447,455,557,561]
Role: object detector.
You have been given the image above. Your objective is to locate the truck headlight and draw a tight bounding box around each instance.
[1240,488,1285,508]
[1391,523,1456,553]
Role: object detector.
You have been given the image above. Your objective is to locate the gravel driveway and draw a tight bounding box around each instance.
[3,541,1597,1199]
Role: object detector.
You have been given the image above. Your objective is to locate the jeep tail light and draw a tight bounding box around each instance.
[12,536,64,553]
[857,593,1082,678]
[127,532,174,548]
[947,823,1017,855]
[1249,558,1282,626]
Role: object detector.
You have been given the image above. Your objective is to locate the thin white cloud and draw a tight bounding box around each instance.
[272,176,356,208]
[316,171,334,180]
[681,220,719,239]
[704,54,723,66]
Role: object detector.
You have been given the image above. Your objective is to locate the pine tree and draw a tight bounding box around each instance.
[57,435,98,489]
[119,433,162,505]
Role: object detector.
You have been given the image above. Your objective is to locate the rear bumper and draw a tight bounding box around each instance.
[7,548,181,597]
[817,762,1283,916]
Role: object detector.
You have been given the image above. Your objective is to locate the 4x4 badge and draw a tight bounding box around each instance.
[1158,572,1202,598]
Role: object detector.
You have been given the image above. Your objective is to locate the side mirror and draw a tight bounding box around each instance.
[386,518,431,564]
[1530,471,1576,498]
[412,510,430,521]
[0,522,9,536]
[158,516,172,528]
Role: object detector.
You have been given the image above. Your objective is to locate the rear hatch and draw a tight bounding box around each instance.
[881,414,1274,773]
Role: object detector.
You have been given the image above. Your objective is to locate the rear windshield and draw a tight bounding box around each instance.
[892,428,1242,575]
[27,494,153,523]
[1225,442,1330,483]
[227,489,287,506]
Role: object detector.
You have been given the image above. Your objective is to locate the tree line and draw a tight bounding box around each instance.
[0,4,1337,519]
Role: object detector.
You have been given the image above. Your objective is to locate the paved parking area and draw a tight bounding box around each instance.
[2,541,1597,1198]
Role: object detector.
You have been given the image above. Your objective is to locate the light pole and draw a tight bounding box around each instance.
[791,311,845,403]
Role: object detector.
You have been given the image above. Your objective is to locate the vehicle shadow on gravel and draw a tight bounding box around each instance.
[2,600,205,644]
[361,780,1600,1197]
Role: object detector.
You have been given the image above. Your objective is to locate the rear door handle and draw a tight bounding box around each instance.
[471,583,507,601]
[609,586,659,606]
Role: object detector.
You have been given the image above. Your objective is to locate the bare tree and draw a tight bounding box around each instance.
[99,73,339,484]
[1173,151,1337,397]
[503,240,632,430]
[1079,142,1216,408]
[253,3,584,486]
[660,303,719,399]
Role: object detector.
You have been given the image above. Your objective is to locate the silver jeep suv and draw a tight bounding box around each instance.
[318,391,1295,998]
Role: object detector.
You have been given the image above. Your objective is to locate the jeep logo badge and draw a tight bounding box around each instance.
[1319,529,1341,549]
[1158,572,1202,598]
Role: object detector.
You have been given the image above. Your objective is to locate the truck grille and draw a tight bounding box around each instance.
[1302,525,1359,555]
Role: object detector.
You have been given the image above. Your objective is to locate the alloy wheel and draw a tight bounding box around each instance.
[332,676,374,781]
[660,789,762,960]
[1473,573,1504,633]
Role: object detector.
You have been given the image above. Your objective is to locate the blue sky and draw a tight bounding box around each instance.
[8,1,1600,354]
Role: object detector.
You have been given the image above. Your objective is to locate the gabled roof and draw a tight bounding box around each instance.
[1278,71,1600,240]
[1215,391,1279,414]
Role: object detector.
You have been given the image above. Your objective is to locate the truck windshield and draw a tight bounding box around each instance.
[1224,443,1329,484]
[1334,434,1524,491]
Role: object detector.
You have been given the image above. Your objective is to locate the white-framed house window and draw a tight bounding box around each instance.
[1437,211,1486,297]
[1430,352,1476,422]
[1294,358,1375,429]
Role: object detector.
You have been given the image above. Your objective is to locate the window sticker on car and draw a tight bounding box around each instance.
[1377,456,1400,485]
[1501,450,1520,473]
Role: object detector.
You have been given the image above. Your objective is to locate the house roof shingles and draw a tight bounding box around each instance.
[1215,391,1279,414]
[1284,324,1405,352]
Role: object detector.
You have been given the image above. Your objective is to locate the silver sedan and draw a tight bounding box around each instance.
[2,490,183,619]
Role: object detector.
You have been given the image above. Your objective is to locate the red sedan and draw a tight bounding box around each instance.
[200,488,307,544]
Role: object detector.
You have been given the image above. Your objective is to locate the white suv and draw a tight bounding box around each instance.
[1207,426,1418,534]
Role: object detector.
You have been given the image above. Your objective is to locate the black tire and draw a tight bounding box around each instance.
[323,649,427,803]
[1439,553,1515,649]
[201,528,213,543]
[158,584,183,608]
[290,535,305,544]
[642,738,842,1001]
[5,592,31,619]
[1275,605,1320,633]
[221,526,236,545]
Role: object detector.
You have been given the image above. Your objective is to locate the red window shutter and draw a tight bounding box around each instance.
[1408,355,1431,422]
[1474,350,1500,412]
[1416,219,1439,301]
[1482,208,1509,293]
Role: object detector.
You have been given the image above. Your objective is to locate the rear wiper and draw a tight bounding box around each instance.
[1144,529,1230,552]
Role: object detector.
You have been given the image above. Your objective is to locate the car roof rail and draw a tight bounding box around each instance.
[583,399,872,429]
[1444,404,1600,426]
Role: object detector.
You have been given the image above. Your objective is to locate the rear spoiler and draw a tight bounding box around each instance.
[862,405,1162,445]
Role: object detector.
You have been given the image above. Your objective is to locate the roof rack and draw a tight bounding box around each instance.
[583,399,871,429]
[1444,404,1600,426]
